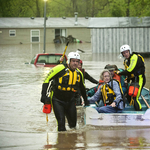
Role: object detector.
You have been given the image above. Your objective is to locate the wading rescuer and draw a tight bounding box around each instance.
[117,44,146,111]
[40,52,89,131]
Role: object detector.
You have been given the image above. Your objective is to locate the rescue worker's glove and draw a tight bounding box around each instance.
[40,95,51,104]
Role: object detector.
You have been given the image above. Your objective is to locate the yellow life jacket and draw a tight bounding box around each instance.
[101,79,123,105]
[56,68,81,92]
[44,64,84,93]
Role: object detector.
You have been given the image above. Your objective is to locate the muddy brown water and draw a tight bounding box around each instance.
[0,43,150,150]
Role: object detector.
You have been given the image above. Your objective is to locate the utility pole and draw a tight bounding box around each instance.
[43,0,47,53]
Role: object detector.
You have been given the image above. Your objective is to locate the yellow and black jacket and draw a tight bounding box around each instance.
[119,52,145,80]
[41,64,87,102]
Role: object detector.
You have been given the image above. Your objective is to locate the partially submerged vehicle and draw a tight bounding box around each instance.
[30,53,67,67]
[85,87,150,126]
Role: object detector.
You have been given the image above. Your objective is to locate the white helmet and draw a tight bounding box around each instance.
[120,44,132,55]
[67,52,80,64]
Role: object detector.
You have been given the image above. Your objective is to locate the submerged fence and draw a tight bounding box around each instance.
[89,17,150,53]
[91,28,150,53]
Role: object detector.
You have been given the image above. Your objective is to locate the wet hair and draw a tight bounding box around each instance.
[100,69,112,80]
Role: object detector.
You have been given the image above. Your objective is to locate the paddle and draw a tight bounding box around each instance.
[77,49,85,53]
[141,95,150,108]
[141,95,150,119]
[60,41,69,63]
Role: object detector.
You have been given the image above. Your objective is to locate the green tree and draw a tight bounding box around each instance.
[0,0,12,17]
[110,0,126,17]
[0,0,44,17]
[130,0,150,17]
[0,0,150,17]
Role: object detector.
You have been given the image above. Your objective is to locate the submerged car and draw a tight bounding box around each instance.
[30,53,67,67]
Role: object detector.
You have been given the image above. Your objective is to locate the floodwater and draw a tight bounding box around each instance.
[0,43,150,150]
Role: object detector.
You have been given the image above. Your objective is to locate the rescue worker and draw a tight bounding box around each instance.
[88,69,124,113]
[78,60,99,84]
[76,60,98,105]
[40,52,89,131]
[117,44,146,111]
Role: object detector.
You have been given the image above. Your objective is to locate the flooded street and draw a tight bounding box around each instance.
[0,43,150,149]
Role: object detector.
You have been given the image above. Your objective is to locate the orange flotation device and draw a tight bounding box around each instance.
[43,104,51,114]
[128,82,139,97]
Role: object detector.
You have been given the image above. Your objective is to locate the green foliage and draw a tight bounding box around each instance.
[0,0,149,17]
[0,0,43,17]
[0,0,12,17]
[130,0,150,17]
[110,0,126,17]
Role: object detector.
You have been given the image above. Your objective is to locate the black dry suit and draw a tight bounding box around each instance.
[41,64,87,131]
[119,52,146,111]
[81,68,99,84]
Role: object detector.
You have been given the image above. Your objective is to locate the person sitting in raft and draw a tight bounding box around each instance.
[105,64,127,95]
[87,64,127,99]
[88,69,125,113]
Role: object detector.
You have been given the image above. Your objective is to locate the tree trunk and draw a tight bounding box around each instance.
[126,0,130,17]
[36,0,41,17]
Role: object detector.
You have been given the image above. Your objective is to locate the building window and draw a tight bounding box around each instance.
[55,29,66,38]
[9,30,16,37]
[54,29,66,43]
[31,30,40,42]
